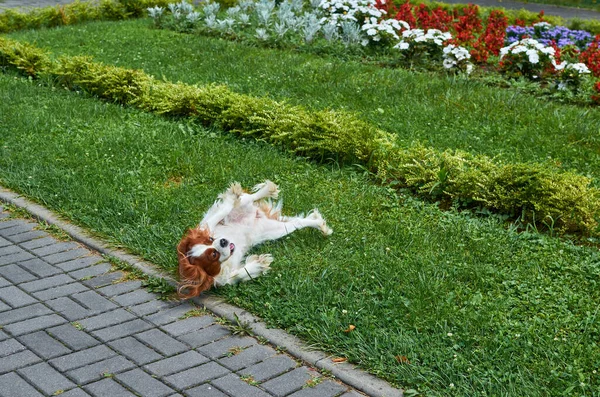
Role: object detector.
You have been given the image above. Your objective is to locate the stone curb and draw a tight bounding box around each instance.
[0,186,403,397]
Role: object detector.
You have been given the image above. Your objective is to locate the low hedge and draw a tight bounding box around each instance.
[0,0,176,34]
[1,36,599,236]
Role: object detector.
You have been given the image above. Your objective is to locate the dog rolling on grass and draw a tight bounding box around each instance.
[177,180,332,298]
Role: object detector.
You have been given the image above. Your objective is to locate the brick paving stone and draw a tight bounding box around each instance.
[0,303,51,325]
[44,248,89,264]
[164,361,230,390]
[20,273,74,292]
[0,236,11,248]
[129,299,177,317]
[18,257,62,277]
[134,329,188,356]
[72,290,117,312]
[19,236,56,250]
[84,378,138,397]
[56,255,104,272]
[144,351,210,377]
[238,354,298,382]
[48,323,100,350]
[145,303,196,326]
[211,373,272,397]
[0,330,10,341]
[0,250,35,265]
[197,336,256,360]
[46,297,90,321]
[31,241,80,257]
[3,313,67,336]
[49,345,115,372]
[97,280,142,297]
[33,282,89,300]
[0,245,24,257]
[0,220,22,230]
[0,264,38,284]
[287,380,347,397]
[7,230,48,244]
[78,308,136,331]
[18,330,72,359]
[185,383,229,397]
[0,286,37,308]
[0,338,25,357]
[161,315,216,337]
[108,337,163,365]
[176,324,231,348]
[262,367,314,397]
[67,356,136,384]
[116,368,175,397]
[218,344,277,372]
[0,350,42,373]
[70,263,112,280]
[83,271,124,289]
[0,372,44,397]
[59,389,93,397]
[18,361,76,395]
[0,223,36,237]
[92,319,154,342]
[0,277,10,289]
[112,289,158,307]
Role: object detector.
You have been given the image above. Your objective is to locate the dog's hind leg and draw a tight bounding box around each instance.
[253,209,332,244]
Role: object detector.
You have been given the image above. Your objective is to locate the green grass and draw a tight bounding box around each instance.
[7,19,600,186]
[2,69,600,396]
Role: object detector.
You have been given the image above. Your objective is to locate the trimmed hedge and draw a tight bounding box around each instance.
[1,36,599,236]
[0,0,176,34]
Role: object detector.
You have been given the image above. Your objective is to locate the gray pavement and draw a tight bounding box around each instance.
[0,204,368,397]
[0,0,599,20]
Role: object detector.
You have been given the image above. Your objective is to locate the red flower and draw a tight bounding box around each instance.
[580,35,600,77]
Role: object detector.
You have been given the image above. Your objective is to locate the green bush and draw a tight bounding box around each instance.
[1,36,598,237]
[0,0,176,34]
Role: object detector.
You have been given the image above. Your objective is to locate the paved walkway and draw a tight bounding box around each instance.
[0,204,365,397]
[0,0,599,19]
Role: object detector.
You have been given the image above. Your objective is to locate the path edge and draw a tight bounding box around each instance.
[0,185,403,397]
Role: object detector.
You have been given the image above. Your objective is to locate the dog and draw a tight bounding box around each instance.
[177,180,332,298]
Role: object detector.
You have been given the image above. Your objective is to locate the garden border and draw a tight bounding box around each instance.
[0,184,404,397]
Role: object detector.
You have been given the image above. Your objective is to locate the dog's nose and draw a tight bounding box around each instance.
[219,238,229,248]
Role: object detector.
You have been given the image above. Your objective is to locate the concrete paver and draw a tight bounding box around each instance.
[0,205,364,396]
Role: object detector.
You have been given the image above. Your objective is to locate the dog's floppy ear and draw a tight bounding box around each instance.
[177,228,215,299]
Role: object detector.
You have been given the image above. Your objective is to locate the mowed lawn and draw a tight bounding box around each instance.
[1,17,600,396]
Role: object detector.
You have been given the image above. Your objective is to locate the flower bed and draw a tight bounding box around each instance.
[148,0,600,105]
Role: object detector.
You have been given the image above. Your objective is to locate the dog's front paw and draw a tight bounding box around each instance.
[257,253,274,267]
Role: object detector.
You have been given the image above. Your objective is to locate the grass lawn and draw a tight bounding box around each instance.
[2,18,600,396]
[7,19,600,185]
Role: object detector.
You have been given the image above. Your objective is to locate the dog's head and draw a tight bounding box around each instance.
[176,228,236,298]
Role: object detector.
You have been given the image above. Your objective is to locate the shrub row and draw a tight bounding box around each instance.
[1,36,599,236]
[0,0,176,34]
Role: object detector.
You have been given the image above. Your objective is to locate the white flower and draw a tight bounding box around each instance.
[394,41,410,50]
[443,58,455,69]
[566,62,590,74]
[466,63,473,74]
[526,49,540,64]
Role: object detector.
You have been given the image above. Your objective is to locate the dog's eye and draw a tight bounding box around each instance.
[211,251,218,259]
[209,237,214,243]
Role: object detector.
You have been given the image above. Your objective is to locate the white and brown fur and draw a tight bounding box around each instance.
[177,180,332,298]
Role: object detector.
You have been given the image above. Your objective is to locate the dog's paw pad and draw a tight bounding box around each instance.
[257,254,274,267]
